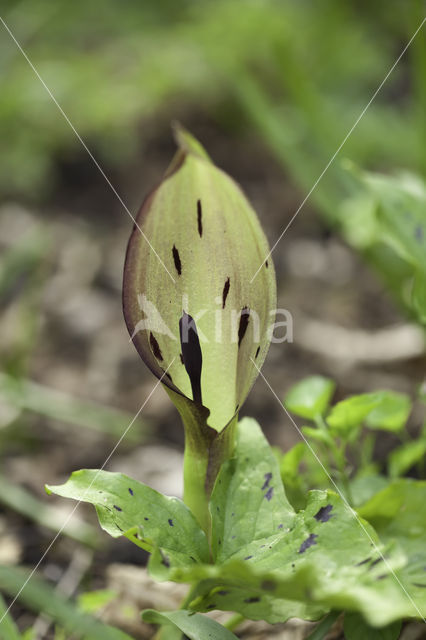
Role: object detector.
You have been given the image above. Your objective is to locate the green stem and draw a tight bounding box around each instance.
[315,417,353,505]
[304,611,341,640]
[166,388,237,537]
[224,613,245,631]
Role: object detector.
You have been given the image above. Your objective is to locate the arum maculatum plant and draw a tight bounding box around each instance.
[47,130,426,640]
[122,125,276,531]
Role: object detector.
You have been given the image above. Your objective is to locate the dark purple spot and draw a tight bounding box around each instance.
[197,199,203,237]
[377,574,388,580]
[255,346,260,359]
[149,332,163,361]
[264,487,274,501]
[128,488,134,496]
[117,525,123,531]
[235,404,239,412]
[314,504,333,523]
[244,597,260,603]
[261,472,272,490]
[218,590,229,596]
[415,225,424,242]
[238,307,250,347]
[265,260,269,268]
[180,312,203,404]
[113,505,122,511]
[206,604,216,610]
[298,533,318,554]
[356,557,371,566]
[222,277,230,308]
[278,524,283,530]
[370,557,384,568]
[144,517,149,521]
[232,535,236,539]
[261,580,275,591]
[190,556,196,562]
[218,539,221,545]
[244,555,253,561]
[168,519,174,527]
[260,545,266,548]
[231,512,235,517]
[172,245,182,275]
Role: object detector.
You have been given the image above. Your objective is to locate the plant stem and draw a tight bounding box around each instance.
[224,613,245,631]
[304,611,341,640]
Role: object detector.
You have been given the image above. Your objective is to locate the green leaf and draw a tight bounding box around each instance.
[0,565,132,640]
[170,421,425,627]
[343,612,401,640]
[412,270,426,324]
[77,590,117,615]
[0,593,22,640]
[301,426,332,445]
[280,442,309,510]
[210,417,295,563]
[364,391,411,432]
[358,479,426,610]
[142,609,238,640]
[46,470,209,579]
[349,474,390,508]
[371,174,426,272]
[388,440,426,478]
[284,376,335,420]
[326,392,383,434]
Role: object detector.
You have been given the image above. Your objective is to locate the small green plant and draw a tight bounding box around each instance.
[46,131,426,639]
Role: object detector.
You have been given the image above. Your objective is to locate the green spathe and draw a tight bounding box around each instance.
[123,126,276,434]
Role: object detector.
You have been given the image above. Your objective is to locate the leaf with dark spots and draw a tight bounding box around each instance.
[222,277,230,308]
[264,487,274,501]
[298,533,318,554]
[144,517,149,521]
[412,583,426,588]
[244,555,253,561]
[168,519,174,527]
[197,199,203,237]
[128,488,134,496]
[415,225,424,242]
[113,505,122,511]
[149,332,163,361]
[172,244,182,275]
[265,260,269,268]
[314,504,333,523]
[217,590,230,596]
[179,312,203,404]
[255,346,260,359]
[238,307,250,347]
[244,597,260,603]
[261,472,273,490]
[277,524,283,530]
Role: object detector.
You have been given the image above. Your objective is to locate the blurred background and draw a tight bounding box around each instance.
[0,1,425,638]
